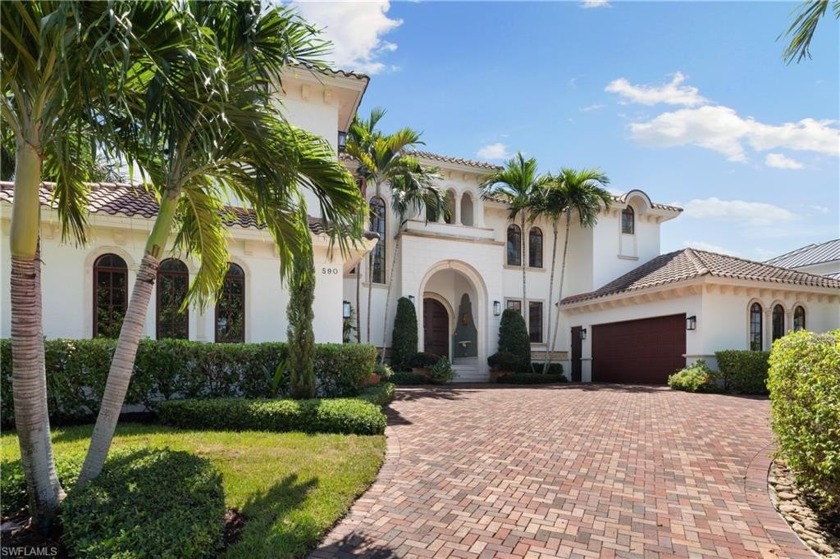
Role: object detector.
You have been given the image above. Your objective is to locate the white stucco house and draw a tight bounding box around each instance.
[2,65,839,384]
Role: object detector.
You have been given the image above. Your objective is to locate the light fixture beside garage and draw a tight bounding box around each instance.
[686,315,697,331]
[493,301,501,316]
[342,300,352,319]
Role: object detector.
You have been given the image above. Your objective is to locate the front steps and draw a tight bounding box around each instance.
[450,356,486,383]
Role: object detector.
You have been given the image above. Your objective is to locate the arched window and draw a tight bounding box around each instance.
[749,302,763,351]
[157,259,189,340]
[94,254,128,338]
[793,306,806,331]
[369,197,386,284]
[444,190,456,224]
[772,305,785,342]
[461,193,474,226]
[215,263,245,343]
[529,228,543,268]
[507,224,522,266]
[621,206,635,235]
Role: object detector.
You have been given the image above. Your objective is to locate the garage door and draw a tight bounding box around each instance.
[592,314,686,384]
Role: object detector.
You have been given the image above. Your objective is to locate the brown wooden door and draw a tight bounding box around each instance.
[423,299,449,358]
[571,326,583,382]
[592,314,686,384]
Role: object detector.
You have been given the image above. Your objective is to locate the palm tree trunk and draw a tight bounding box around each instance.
[9,143,63,532]
[366,263,374,345]
[77,196,177,486]
[521,212,533,372]
[549,212,572,359]
[355,272,361,343]
[543,222,559,373]
[380,231,401,362]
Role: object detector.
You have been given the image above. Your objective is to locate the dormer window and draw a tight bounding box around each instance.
[621,206,635,235]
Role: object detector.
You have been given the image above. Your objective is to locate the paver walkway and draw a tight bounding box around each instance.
[310,385,814,559]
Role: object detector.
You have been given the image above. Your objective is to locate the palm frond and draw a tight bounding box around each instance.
[781,0,839,63]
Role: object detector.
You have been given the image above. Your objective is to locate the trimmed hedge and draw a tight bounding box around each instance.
[158,398,386,435]
[390,298,418,372]
[358,382,396,406]
[715,350,770,394]
[496,373,568,385]
[0,339,377,425]
[62,448,225,559]
[668,361,715,392]
[533,362,564,376]
[768,330,840,517]
[1,453,85,517]
[390,372,432,385]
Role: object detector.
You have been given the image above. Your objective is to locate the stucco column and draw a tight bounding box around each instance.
[455,196,462,225]
[764,309,772,351]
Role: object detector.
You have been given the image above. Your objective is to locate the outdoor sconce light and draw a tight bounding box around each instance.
[342,300,352,319]
[337,131,347,152]
[493,301,501,316]
[407,295,415,305]
[686,315,697,331]
[580,328,587,340]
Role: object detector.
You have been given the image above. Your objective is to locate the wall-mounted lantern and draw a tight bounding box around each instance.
[337,131,348,152]
[686,315,697,331]
[580,327,587,340]
[407,295,415,305]
[493,301,502,316]
[342,300,352,319]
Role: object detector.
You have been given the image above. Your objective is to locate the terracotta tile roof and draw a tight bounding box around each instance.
[561,248,840,305]
[483,191,681,213]
[0,181,358,236]
[764,239,840,268]
[409,150,501,170]
[292,62,369,82]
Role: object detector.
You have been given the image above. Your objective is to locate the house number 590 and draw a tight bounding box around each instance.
[321,267,339,275]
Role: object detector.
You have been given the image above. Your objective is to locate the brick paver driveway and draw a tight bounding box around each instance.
[311,385,813,559]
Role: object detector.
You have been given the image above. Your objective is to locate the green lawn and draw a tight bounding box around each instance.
[1,424,386,558]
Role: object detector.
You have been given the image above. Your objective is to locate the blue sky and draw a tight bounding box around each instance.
[293,1,839,261]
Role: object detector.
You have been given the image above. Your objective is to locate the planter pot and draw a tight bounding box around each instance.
[364,373,381,386]
[411,367,430,377]
[490,370,511,382]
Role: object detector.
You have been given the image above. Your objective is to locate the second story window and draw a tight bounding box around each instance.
[529,227,543,268]
[507,224,522,266]
[621,206,635,235]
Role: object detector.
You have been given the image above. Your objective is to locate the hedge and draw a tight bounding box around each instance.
[0,339,377,426]
[62,448,225,559]
[715,349,770,394]
[158,398,386,435]
[668,361,715,393]
[390,372,432,385]
[767,330,840,518]
[357,382,396,407]
[496,373,568,385]
[1,452,85,517]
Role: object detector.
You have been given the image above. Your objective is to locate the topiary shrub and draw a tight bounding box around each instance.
[428,357,456,385]
[390,298,418,372]
[533,362,564,376]
[496,373,567,385]
[494,309,530,373]
[668,361,715,392]
[409,352,440,369]
[715,349,770,394]
[390,372,432,385]
[158,398,386,435]
[1,453,85,517]
[487,351,520,373]
[767,330,840,518]
[62,448,225,559]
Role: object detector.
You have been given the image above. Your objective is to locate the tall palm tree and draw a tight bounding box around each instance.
[0,0,166,529]
[378,156,445,362]
[77,1,365,486]
[782,0,839,63]
[480,153,548,371]
[539,168,611,372]
[345,108,432,348]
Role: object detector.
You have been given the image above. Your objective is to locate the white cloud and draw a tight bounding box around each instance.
[476,142,510,160]
[628,106,839,161]
[580,104,605,112]
[681,197,798,227]
[764,153,803,170]
[581,0,610,8]
[291,1,402,74]
[605,72,707,107]
[682,240,740,256]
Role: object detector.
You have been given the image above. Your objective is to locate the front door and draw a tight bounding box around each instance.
[571,326,583,382]
[423,298,449,358]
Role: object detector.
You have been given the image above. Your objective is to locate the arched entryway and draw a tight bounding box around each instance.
[423,298,449,358]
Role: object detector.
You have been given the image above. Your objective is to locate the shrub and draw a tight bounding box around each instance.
[532,362,564,376]
[716,350,770,394]
[494,310,530,373]
[390,372,431,385]
[409,352,440,369]
[496,373,567,385]
[158,398,386,435]
[428,357,456,385]
[62,448,225,559]
[487,351,521,372]
[390,298,418,372]
[668,361,714,392]
[0,339,377,425]
[373,361,394,380]
[1,453,85,516]
[768,330,840,517]
[358,382,396,406]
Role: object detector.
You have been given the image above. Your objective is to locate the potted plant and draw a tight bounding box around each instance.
[487,351,522,382]
[365,362,393,386]
[410,352,440,376]
[429,356,456,385]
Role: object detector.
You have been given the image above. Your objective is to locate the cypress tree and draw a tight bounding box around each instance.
[390,297,418,371]
[497,309,531,373]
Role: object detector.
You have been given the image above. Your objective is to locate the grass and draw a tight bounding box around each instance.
[1,423,386,559]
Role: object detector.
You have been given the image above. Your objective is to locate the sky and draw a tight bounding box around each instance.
[291,0,839,262]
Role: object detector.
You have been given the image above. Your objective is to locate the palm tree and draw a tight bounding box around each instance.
[345,108,433,348]
[77,1,365,486]
[538,168,611,372]
[480,153,548,370]
[782,0,839,63]
[378,156,445,362]
[0,0,164,529]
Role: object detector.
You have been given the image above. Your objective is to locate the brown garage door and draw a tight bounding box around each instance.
[592,314,686,384]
